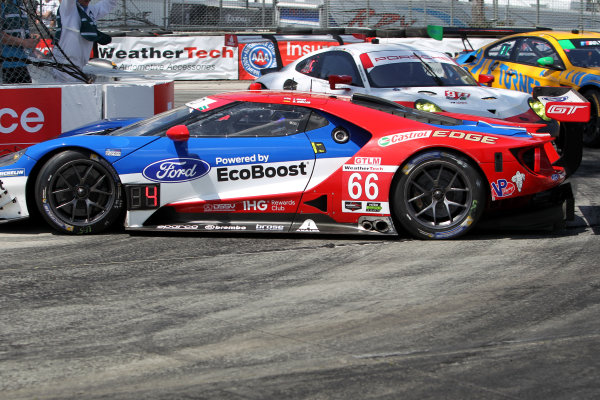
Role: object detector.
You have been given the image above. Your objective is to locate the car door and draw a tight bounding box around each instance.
[478,37,565,94]
[130,101,318,230]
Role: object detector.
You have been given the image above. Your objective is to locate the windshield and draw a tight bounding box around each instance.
[365,55,478,88]
[560,39,600,67]
[110,105,203,137]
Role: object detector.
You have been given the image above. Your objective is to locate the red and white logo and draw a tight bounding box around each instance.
[546,103,590,122]
[0,88,61,149]
[445,90,470,101]
[354,157,381,165]
[224,34,238,47]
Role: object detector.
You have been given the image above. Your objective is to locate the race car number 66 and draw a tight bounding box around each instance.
[348,173,379,200]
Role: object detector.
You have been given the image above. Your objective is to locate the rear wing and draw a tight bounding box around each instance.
[533,87,591,123]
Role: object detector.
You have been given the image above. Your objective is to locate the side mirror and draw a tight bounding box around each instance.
[166,125,189,142]
[478,74,494,85]
[537,56,555,67]
[328,75,352,90]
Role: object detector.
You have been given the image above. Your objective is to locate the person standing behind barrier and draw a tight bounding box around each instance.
[1,0,39,83]
[51,0,116,82]
[40,0,60,28]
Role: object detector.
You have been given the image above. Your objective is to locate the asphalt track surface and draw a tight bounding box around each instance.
[1,82,600,399]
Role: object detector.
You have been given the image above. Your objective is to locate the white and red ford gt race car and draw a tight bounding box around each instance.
[0,90,574,239]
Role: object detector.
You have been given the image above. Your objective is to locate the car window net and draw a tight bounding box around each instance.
[188,103,312,137]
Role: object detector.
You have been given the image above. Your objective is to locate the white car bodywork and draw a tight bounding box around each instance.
[256,42,539,122]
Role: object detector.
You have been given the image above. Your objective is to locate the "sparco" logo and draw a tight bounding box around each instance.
[143,158,210,183]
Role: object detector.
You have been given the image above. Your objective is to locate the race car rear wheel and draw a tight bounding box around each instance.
[391,151,485,240]
[582,88,600,148]
[34,150,123,234]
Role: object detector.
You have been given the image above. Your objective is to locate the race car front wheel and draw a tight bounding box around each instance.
[391,151,485,240]
[34,150,123,234]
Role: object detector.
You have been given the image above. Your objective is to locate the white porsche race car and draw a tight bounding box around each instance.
[254,42,554,127]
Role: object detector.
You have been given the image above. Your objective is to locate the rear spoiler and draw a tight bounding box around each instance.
[533,87,590,177]
[533,86,590,123]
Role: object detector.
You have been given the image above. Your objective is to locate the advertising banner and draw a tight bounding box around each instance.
[238,37,345,80]
[98,36,238,80]
[278,40,341,66]
[0,88,61,154]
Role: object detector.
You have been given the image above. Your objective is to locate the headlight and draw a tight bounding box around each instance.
[0,149,26,167]
[415,99,443,113]
[528,99,552,121]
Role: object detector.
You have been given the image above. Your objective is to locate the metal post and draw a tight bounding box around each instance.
[593,0,597,31]
[219,0,223,26]
[580,0,584,31]
[493,0,498,27]
[164,0,169,30]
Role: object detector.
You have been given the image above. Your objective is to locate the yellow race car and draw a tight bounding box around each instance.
[458,30,600,147]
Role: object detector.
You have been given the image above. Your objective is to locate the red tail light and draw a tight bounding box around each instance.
[248,83,263,90]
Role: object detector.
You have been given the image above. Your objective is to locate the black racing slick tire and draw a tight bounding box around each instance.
[582,88,600,148]
[34,150,123,234]
[391,151,486,240]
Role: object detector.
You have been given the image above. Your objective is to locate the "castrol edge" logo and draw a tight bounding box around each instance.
[378,130,432,147]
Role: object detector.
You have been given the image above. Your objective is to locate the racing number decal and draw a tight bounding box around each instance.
[342,169,394,214]
[342,162,398,214]
[348,173,379,200]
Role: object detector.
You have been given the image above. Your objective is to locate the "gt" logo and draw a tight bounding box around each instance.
[547,105,587,115]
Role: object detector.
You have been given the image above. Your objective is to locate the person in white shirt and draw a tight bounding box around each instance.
[40,0,60,27]
[51,0,116,82]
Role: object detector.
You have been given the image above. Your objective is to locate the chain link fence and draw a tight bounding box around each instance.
[3,0,600,85]
[97,0,600,32]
